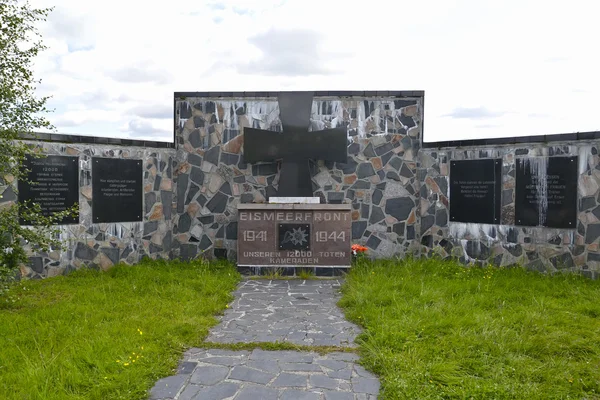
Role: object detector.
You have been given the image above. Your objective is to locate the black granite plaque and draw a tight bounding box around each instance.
[278,223,311,251]
[92,158,143,223]
[449,159,502,224]
[515,156,577,228]
[18,155,79,225]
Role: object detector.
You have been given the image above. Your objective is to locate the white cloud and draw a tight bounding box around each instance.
[122,119,171,138]
[107,66,173,85]
[128,104,173,120]
[444,107,507,120]
[238,28,345,76]
[53,109,123,127]
[26,0,600,143]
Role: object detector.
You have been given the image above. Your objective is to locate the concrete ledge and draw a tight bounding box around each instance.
[20,132,175,149]
[175,90,424,99]
[422,130,600,149]
[268,197,320,204]
[238,203,352,210]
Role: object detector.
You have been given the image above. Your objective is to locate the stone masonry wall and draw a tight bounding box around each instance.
[419,144,600,279]
[9,94,600,278]
[0,140,176,279]
[12,92,596,280]
[172,93,424,262]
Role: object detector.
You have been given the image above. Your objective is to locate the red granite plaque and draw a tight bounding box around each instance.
[237,204,352,267]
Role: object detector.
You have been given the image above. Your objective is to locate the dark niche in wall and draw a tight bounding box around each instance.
[18,154,79,225]
[92,158,143,223]
[515,156,577,229]
[449,159,502,224]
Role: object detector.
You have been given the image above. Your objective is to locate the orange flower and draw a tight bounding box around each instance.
[351,244,368,253]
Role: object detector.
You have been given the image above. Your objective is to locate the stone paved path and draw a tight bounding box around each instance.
[149,280,380,399]
[207,280,360,347]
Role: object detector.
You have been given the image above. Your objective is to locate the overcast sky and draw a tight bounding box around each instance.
[29,0,599,143]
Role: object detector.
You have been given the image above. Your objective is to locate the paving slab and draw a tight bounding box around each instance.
[206,280,361,347]
[149,349,379,400]
[149,279,380,399]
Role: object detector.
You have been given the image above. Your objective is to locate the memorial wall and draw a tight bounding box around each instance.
[0,137,175,279]
[419,144,599,279]
[5,91,600,279]
[172,91,424,270]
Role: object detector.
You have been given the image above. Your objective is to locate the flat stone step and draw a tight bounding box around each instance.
[149,349,379,400]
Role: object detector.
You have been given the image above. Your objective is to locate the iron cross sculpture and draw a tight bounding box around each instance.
[243,92,348,198]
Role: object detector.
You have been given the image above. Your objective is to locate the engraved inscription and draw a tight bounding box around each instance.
[18,155,79,225]
[455,180,495,199]
[315,231,346,242]
[515,156,577,228]
[92,158,143,223]
[239,211,348,222]
[98,178,137,197]
[242,230,267,241]
[238,208,351,266]
[449,159,502,224]
[523,175,566,206]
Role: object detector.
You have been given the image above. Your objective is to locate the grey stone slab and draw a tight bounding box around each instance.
[281,362,323,372]
[272,372,308,388]
[193,382,240,399]
[200,356,244,366]
[316,359,347,371]
[182,348,207,359]
[234,385,279,400]
[229,366,275,384]
[309,374,339,390]
[150,349,379,399]
[327,368,353,380]
[149,279,381,400]
[354,395,378,400]
[353,365,373,378]
[176,384,203,400]
[177,361,197,375]
[189,365,229,385]
[149,374,188,399]
[206,280,360,347]
[247,360,281,373]
[329,353,359,362]
[271,351,314,363]
[280,389,321,400]
[351,377,380,394]
[323,391,354,400]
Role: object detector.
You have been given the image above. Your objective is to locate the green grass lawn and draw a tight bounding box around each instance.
[0,258,239,400]
[340,258,600,400]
